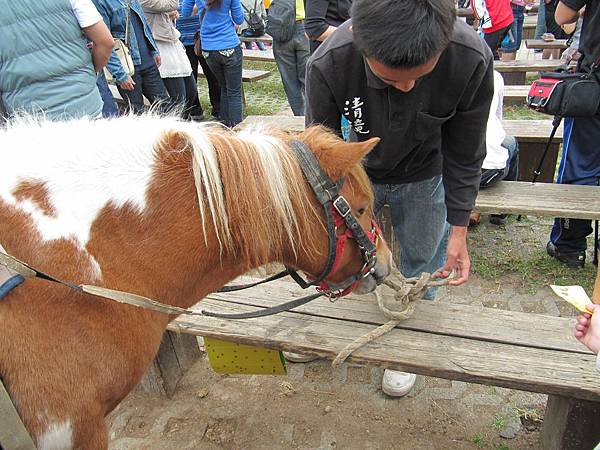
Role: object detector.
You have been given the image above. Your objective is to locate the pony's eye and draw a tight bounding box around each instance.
[357,207,366,216]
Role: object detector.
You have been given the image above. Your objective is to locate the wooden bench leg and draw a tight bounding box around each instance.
[541,395,600,450]
[501,72,526,85]
[517,142,560,183]
[137,331,203,397]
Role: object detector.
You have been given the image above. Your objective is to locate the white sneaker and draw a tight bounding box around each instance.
[381,369,417,397]
[282,352,319,363]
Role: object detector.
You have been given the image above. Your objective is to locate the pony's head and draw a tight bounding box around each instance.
[285,126,393,295]
[154,120,392,296]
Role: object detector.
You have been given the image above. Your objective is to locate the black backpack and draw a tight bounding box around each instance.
[265,0,296,42]
[242,0,266,37]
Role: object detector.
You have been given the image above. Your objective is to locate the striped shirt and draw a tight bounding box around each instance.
[177,9,199,47]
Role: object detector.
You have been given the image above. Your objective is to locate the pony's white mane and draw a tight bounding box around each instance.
[0,115,299,257]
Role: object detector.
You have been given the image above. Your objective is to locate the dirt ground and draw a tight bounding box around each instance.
[107,215,586,450]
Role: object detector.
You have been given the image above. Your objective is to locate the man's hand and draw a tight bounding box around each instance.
[154,55,162,67]
[119,76,135,90]
[168,10,179,20]
[438,225,470,286]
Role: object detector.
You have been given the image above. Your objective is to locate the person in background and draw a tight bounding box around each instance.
[574,304,600,371]
[270,0,310,116]
[176,4,221,119]
[182,0,244,127]
[305,0,351,54]
[542,0,573,59]
[0,0,113,120]
[302,0,494,395]
[469,71,519,226]
[141,0,205,120]
[240,0,267,50]
[546,0,600,268]
[93,0,172,114]
[500,0,534,59]
[473,0,514,59]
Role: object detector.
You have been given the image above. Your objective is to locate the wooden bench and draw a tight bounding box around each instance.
[523,15,538,40]
[145,277,600,449]
[525,39,569,50]
[240,34,273,44]
[240,116,563,183]
[494,59,565,85]
[504,84,530,106]
[198,66,271,83]
[242,48,275,63]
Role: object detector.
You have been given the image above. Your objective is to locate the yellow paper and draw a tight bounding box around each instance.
[549,285,591,313]
[204,337,286,375]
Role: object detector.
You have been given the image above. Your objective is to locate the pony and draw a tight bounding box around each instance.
[0,115,392,449]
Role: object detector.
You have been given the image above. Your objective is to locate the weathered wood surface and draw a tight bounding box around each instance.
[199,67,270,83]
[504,85,529,105]
[493,59,564,73]
[542,395,600,450]
[475,181,600,220]
[242,48,275,62]
[167,278,600,402]
[241,116,562,143]
[240,34,273,44]
[525,39,569,50]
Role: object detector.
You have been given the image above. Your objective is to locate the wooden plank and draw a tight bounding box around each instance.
[198,67,271,83]
[525,39,569,50]
[475,181,600,220]
[504,85,529,106]
[178,278,587,353]
[241,116,563,143]
[168,296,600,401]
[542,395,600,450]
[493,59,564,73]
[240,34,273,44]
[242,48,275,62]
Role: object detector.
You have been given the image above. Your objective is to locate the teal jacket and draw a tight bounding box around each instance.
[0,0,103,119]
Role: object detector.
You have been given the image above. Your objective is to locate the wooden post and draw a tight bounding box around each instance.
[591,261,600,304]
[137,331,203,397]
[541,395,600,450]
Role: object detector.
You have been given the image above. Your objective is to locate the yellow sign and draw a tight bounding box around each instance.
[204,337,287,375]
[550,285,593,314]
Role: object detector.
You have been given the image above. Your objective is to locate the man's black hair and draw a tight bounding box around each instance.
[351,0,456,68]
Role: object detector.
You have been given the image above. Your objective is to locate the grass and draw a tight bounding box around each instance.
[473,434,489,448]
[469,216,596,294]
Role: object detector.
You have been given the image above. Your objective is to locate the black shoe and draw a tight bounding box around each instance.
[546,241,585,268]
[489,214,507,226]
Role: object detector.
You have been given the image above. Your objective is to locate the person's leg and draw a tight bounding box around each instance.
[534,0,547,41]
[295,23,310,113]
[139,65,172,113]
[487,134,520,225]
[117,70,145,114]
[96,72,119,117]
[256,41,266,51]
[183,74,204,120]
[185,45,199,81]
[501,5,524,60]
[273,23,307,116]
[484,25,512,60]
[549,115,600,264]
[244,41,253,50]
[199,52,222,119]
[220,46,244,127]
[161,77,188,117]
[371,179,448,397]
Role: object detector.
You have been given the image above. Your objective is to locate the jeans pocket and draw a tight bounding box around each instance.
[219,48,236,57]
[202,51,210,59]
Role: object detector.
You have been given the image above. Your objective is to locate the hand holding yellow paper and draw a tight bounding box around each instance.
[550,285,593,314]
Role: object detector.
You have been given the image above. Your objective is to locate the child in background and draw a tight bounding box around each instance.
[574,304,600,371]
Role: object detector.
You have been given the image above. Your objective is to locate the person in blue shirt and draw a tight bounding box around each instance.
[93,0,172,114]
[182,0,244,127]
[176,5,221,118]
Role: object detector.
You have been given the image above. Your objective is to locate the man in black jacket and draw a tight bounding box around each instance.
[304,0,494,396]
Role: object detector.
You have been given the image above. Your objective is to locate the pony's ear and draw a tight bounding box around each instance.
[328,137,380,179]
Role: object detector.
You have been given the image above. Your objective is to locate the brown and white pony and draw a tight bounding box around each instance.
[0,115,392,449]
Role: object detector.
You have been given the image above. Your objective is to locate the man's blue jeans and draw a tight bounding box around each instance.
[273,22,310,116]
[204,46,243,127]
[372,176,450,300]
[96,71,119,117]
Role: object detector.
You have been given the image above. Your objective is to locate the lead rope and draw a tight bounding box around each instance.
[331,267,452,368]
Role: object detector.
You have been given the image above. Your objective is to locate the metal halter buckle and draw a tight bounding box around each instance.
[332,196,352,218]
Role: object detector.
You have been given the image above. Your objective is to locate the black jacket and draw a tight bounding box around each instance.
[305,20,494,226]
[304,0,351,53]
